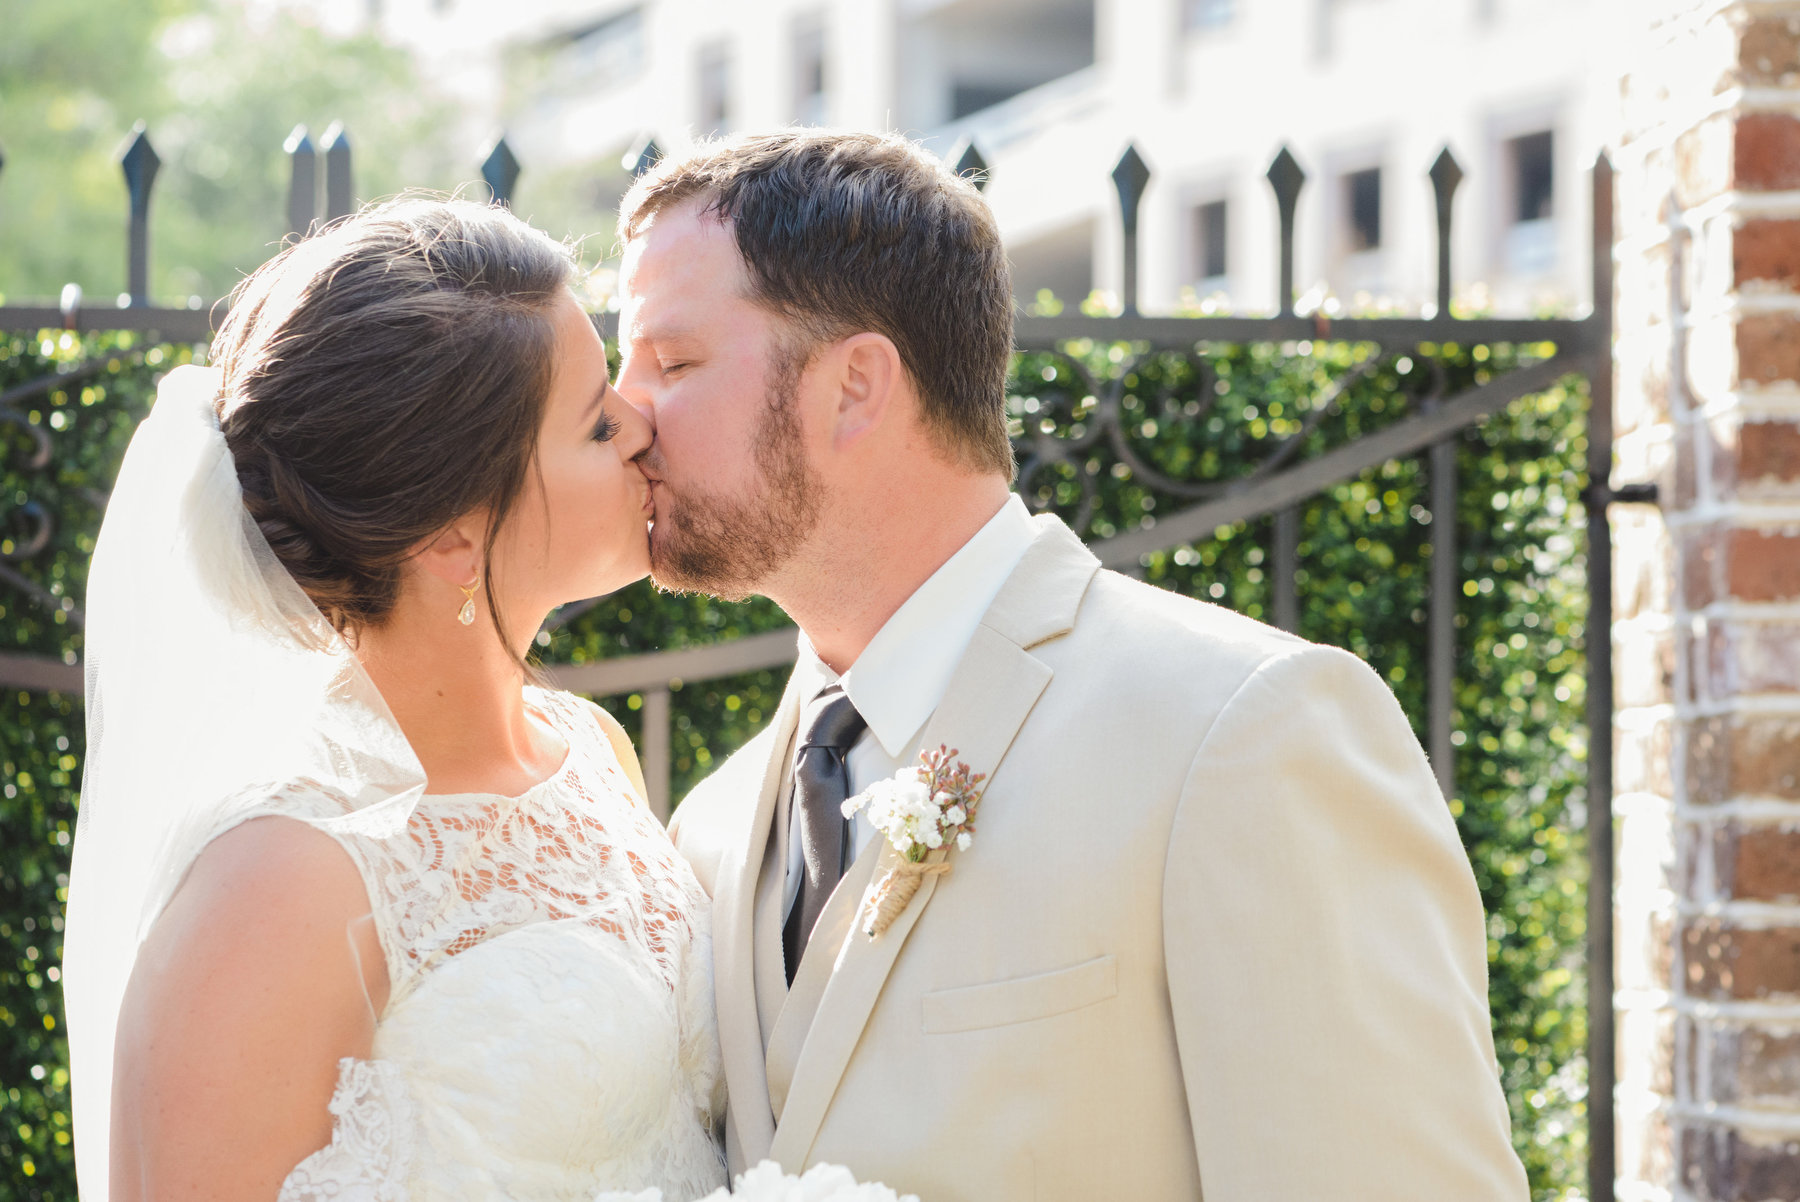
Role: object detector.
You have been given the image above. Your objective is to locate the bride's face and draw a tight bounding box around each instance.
[488,289,654,620]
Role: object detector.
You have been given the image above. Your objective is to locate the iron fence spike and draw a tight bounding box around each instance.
[1428,146,1464,202]
[118,122,161,306]
[623,135,663,178]
[118,123,162,218]
[1429,147,1462,317]
[481,136,522,207]
[1265,145,1306,203]
[322,121,354,222]
[286,124,317,241]
[1111,143,1152,225]
[949,138,989,191]
[1112,144,1151,317]
[1266,146,1306,317]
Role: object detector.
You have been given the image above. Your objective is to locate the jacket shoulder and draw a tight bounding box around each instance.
[1071,568,1312,679]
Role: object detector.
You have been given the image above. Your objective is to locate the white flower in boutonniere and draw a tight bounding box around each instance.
[841,745,987,939]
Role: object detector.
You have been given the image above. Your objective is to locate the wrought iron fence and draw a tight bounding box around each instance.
[0,119,1657,1202]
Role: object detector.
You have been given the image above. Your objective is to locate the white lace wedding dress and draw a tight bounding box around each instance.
[265,687,727,1202]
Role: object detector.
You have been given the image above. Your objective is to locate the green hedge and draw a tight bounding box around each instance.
[0,330,1588,1200]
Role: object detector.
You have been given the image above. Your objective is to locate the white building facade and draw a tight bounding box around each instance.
[324,0,1632,316]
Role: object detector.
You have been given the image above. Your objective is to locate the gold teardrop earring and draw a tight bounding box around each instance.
[456,572,480,627]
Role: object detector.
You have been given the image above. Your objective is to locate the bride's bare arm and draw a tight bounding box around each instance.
[109,816,389,1202]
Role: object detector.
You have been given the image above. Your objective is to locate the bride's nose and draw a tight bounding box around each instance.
[614,395,655,460]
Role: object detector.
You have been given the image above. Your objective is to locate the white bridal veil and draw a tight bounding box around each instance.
[62,365,428,1199]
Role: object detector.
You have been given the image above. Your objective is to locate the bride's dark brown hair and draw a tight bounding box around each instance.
[209,195,577,642]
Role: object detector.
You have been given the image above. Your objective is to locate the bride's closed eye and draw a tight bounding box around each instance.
[591,409,622,443]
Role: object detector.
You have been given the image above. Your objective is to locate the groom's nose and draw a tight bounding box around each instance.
[614,346,655,413]
[615,396,655,460]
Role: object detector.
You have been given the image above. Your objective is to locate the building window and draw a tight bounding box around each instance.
[793,13,827,125]
[1503,130,1555,274]
[698,41,732,137]
[1193,200,1228,283]
[558,8,645,89]
[1344,167,1381,252]
[1509,130,1553,223]
[1184,0,1235,30]
[951,83,1025,119]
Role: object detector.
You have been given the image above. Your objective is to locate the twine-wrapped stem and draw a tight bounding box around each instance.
[860,859,952,938]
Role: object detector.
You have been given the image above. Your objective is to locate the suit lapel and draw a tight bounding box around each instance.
[714,654,822,1166]
[767,624,1056,1170]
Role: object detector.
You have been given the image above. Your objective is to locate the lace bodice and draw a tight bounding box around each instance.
[270,688,726,1202]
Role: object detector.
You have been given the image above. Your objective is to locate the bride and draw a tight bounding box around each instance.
[62,197,727,1201]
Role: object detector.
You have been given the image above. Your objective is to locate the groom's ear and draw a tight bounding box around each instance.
[828,332,904,452]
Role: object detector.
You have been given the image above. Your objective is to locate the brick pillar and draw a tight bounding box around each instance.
[1615,4,1800,1200]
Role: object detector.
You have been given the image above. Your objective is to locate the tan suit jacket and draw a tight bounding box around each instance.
[671,516,1528,1202]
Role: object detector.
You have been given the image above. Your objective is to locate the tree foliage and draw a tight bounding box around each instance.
[0,0,466,304]
[0,329,1589,1201]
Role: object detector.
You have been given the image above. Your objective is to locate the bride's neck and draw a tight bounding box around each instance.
[354,607,563,797]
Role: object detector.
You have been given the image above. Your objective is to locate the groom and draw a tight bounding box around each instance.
[619,130,1529,1201]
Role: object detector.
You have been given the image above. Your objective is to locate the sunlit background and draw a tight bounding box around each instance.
[4,0,1637,316]
[0,4,1710,1200]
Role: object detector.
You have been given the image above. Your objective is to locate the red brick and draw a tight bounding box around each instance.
[1685,714,1800,803]
[1736,112,1800,192]
[1726,824,1800,900]
[1683,920,1800,999]
[1683,422,1707,507]
[1725,528,1800,601]
[1739,17,1800,87]
[1710,1024,1800,1105]
[1678,1013,1698,1101]
[1681,1123,1800,1201]
[1736,220,1800,290]
[1706,621,1800,697]
[1739,314,1800,385]
[1740,420,1800,483]
[1685,525,1723,609]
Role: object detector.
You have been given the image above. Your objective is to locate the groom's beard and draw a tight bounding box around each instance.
[644,347,822,602]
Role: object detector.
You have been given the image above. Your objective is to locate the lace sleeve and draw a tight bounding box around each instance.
[279,1058,416,1202]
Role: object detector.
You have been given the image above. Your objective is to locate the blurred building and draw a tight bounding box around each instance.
[306,0,1631,315]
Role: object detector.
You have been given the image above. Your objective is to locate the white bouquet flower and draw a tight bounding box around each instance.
[595,1159,919,1202]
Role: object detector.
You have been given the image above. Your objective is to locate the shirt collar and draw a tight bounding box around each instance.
[797,494,1040,759]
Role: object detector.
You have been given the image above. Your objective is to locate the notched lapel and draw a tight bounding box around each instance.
[768,624,1055,1170]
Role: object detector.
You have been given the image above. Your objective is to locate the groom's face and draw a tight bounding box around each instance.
[616,201,823,601]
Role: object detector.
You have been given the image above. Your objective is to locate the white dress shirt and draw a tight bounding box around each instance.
[782,494,1040,917]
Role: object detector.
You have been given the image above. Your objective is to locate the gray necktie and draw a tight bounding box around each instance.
[783,684,867,985]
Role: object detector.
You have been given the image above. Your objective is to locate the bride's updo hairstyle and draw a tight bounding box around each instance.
[209,196,576,639]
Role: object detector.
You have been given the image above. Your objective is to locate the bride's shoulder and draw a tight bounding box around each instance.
[139,813,389,1021]
[528,687,649,805]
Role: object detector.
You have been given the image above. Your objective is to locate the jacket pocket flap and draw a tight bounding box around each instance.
[922,954,1117,1034]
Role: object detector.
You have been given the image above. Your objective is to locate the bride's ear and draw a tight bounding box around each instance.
[413,515,486,589]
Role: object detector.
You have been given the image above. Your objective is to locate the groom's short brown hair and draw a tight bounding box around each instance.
[620,130,1016,478]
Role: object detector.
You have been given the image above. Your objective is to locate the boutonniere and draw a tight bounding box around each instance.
[842,745,986,938]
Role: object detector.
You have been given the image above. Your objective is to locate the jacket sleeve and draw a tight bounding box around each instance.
[1163,643,1529,1202]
